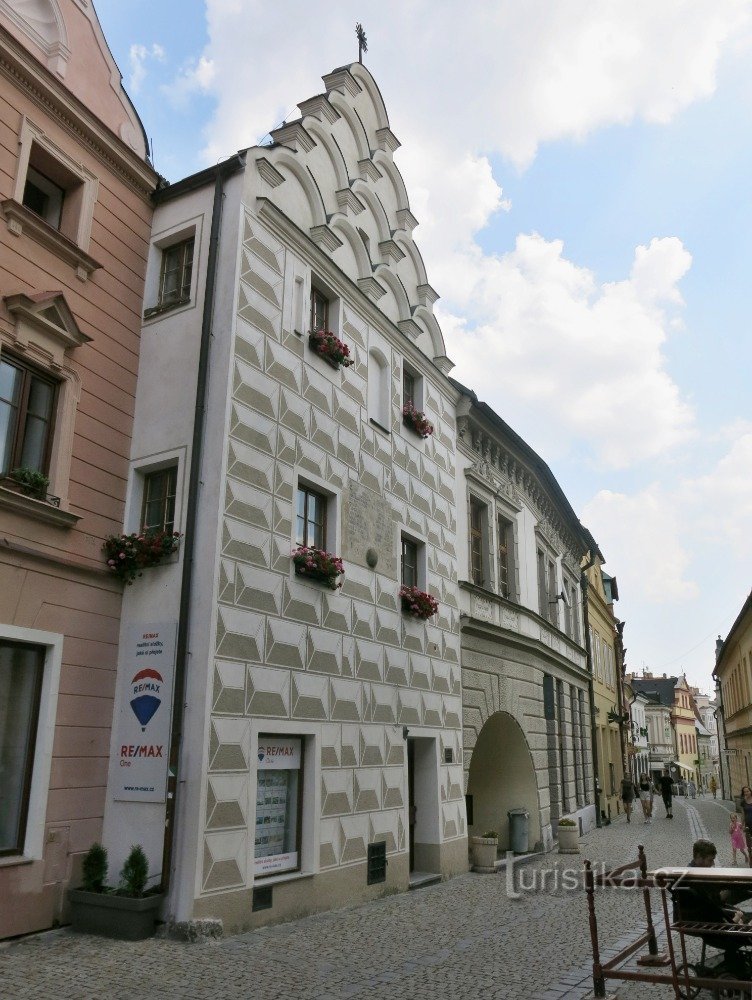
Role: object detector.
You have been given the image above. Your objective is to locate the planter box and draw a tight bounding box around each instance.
[557,824,580,855]
[470,836,498,871]
[69,889,163,940]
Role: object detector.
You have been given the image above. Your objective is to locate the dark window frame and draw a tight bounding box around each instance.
[0,639,45,857]
[158,237,194,308]
[469,497,485,587]
[0,353,57,480]
[140,465,178,535]
[497,514,513,599]
[310,286,329,333]
[296,484,327,550]
[401,535,419,588]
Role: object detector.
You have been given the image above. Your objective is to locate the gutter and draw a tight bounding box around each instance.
[160,152,246,892]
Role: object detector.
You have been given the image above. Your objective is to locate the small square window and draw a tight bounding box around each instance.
[310,287,329,332]
[141,466,177,534]
[0,355,57,480]
[296,485,326,549]
[159,238,194,308]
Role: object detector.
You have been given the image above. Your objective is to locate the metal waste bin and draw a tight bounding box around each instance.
[508,808,529,854]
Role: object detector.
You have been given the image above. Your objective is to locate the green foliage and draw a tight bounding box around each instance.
[558,818,577,827]
[119,845,149,897]
[481,830,498,839]
[9,466,49,497]
[81,842,108,892]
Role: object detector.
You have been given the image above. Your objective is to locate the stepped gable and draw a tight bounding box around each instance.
[252,61,447,365]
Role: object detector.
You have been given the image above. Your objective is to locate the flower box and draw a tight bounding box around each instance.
[399,585,438,620]
[308,330,354,369]
[103,530,180,584]
[402,402,433,439]
[292,546,344,589]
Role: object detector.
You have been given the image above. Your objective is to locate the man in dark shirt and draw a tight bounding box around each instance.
[659,768,674,818]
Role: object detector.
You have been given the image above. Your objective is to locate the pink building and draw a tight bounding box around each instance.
[0,0,155,938]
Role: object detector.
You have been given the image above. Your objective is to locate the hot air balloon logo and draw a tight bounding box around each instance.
[130,668,163,730]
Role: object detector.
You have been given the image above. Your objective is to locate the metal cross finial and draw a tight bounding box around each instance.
[356,22,368,63]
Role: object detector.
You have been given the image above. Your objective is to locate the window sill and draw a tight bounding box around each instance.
[369,418,391,436]
[254,869,314,887]
[0,484,80,528]
[1,200,102,281]
[0,854,35,869]
[143,297,192,320]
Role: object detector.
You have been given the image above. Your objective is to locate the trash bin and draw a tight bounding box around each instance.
[508,808,529,854]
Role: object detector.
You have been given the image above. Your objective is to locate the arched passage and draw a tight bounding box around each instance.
[467,711,539,852]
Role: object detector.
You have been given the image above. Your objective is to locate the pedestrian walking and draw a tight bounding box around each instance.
[710,775,717,798]
[730,813,750,866]
[638,772,653,824]
[741,786,752,866]
[658,768,674,818]
[688,778,697,799]
[620,775,636,823]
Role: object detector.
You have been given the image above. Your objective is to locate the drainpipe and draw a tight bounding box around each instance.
[580,563,602,828]
[614,620,628,776]
[160,153,245,891]
[712,636,728,802]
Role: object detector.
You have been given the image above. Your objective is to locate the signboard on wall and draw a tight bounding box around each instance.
[254,736,301,875]
[112,622,177,803]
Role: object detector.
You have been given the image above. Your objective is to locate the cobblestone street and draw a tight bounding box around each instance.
[0,797,739,1000]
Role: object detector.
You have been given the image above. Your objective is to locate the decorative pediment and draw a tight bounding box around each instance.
[3,291,91,368]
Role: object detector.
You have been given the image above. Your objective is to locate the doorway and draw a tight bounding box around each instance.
[406,736,440,874]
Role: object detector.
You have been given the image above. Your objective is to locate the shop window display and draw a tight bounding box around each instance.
[254,736,302,876]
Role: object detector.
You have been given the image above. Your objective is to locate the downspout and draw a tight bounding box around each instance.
[580,559,602,828]
[614,620,628,777]
[712,636,729,802]
[160,153,245,891]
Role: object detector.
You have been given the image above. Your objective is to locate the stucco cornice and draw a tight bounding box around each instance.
[0,29,156,199]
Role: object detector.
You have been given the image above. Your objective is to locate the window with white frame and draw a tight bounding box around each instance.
[296,484,327,550]
[0,639,44,856]
[141,466,177,535]
[402,362,424,413]
[401,534,419,588]
[310,285,329,332]
[254,734,303,877]
[158,238,194,309]
[0,354,57,482]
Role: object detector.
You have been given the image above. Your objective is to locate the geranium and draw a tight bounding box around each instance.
[399,585,439,620]
[308,329,354,368]
[402,402,434,438]
[103,530,180,584]
[292,546,344,589]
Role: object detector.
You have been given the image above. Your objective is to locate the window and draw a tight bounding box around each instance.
[469,497,485,586]
[497,515,513,599]
[0,640,44,856]
[403,369,415,409]
[401,535,418,588]
[368,349,390,432]
[254,735,303,877]
[23,166,64,230]
[141,466,177,534]
[547,558,558,622]
[310,287,329,332]
[296,485,326,549]
[0,355,56,478]
[537,549,548,620]
[158,238,194,308]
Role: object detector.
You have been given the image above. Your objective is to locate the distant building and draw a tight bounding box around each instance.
[630,673,700,786]
[714,594,752,798]
[624,681,650,781]
[0,0,155,938]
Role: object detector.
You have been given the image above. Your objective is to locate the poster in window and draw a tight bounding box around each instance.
[254,737,301,875]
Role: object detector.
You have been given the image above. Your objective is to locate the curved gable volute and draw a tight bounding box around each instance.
[252,62,447,364]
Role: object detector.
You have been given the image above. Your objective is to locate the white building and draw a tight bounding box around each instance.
[102,63,468,932]
[627,690,650,782]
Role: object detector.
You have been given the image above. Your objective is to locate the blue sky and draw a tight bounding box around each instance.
[95,0,752,692]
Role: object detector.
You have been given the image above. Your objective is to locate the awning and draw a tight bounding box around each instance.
[672,762,695,776]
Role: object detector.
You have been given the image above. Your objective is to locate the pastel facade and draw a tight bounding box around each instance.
[585,557,624,821]
[714,592,752,797]
[0,0,155,937]
[103,63,466,933]
[454,389,595,852]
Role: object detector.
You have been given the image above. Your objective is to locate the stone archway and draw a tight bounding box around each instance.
[467,711,540,852]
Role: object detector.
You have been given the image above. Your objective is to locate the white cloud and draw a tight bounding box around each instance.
[162,56,216,109]
[128,43,165,95]
[446,234,695,468]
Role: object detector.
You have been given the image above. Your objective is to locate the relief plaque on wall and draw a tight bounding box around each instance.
[342,480,397,579]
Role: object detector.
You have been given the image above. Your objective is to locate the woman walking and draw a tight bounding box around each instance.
[638,772,653,824]
[741,786,752,866]
[620,775,636,823]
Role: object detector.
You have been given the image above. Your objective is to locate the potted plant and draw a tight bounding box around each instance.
[308,328,354,369]
[557,817,580,854]
[292,546,344,589]
[470,830,499,871]
[7,465,49,499]
[69,843,163,940]
[402,401,434,439]
[103,530,180,584]
[399,584,439,620]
